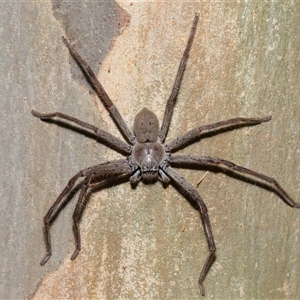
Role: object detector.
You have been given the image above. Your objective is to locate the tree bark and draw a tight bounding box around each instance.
[1,1,299,299]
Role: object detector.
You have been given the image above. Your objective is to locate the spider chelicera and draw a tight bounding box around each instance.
[32,14,300,296]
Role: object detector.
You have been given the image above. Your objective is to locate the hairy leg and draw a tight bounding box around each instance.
[40,167,90,266]
[62,37,136,144]
[71,173,93,260]
[32,110,131,154]
[162,164,216,296]
[70,160,132,260]
[166,116,271,152]
[159,14,199,142]
[170,154,300,208]
[40,160,132,265]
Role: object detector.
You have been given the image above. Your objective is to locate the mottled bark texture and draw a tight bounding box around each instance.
[0,1,299,299]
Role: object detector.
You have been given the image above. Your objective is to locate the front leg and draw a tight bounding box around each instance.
[40,160,132,265]
[40,167,91,266]
[162,164,216,296]
[69,159,132,261]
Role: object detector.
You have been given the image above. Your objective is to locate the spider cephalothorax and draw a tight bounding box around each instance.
[32,14,299,296]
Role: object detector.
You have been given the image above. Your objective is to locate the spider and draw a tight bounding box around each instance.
[32,14,300,296]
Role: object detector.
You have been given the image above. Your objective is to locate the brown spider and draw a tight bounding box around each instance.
[32,14,300,296]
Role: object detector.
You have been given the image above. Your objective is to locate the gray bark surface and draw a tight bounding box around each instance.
[1,1,299,299]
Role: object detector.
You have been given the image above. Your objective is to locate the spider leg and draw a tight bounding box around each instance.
[170,154,300,208]
[32,110,131,154]
[159,14,199,142]
[40,160,132,265]
[71,172,93,260]
[166,116,271,152]
[40,167,90,266]
[62,37,136,144]
[162,164,216,296]
[70,159,132,260]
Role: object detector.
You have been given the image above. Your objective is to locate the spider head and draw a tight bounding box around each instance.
[142,170,159,183]
[134,108,159,143]
[132,141,165,185]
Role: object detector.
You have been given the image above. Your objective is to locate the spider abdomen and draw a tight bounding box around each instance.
[134,108,160,143]
[132,142,165,183]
